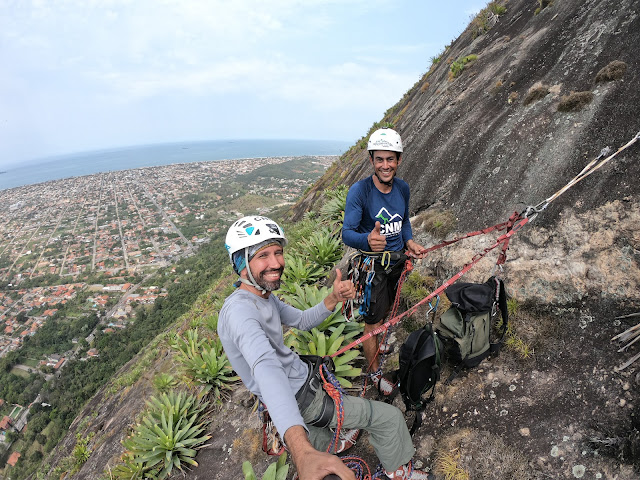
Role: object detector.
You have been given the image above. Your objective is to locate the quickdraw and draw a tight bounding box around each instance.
[342,252,376,322]
[258,403,285,456]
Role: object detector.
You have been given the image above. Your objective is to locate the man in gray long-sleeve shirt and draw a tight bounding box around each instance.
[218,216,433,480]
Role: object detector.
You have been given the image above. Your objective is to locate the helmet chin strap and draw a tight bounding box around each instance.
[242,249,267,294]
[375,171,394,187]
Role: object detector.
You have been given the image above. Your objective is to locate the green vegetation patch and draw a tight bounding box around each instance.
[412,209,457,238]
[228,194,281,213]
[449,54,478,80]
[470,1,507,38]
[237,158,327,182]
[243,451,290,480]
[115,391,211,480]
[9,367,30,379]
[534,0,553,15]
[22,358,39,368]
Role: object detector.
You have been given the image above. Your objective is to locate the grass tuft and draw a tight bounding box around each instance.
[436,448,470,480]
[595,60,628,83]
[557,91,594,112]
[413,210,456,238]
[470,1,507,38]
[523,82,550,105]
[449,55,478,80]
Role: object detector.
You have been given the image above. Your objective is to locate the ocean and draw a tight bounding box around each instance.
[0,139,351,191]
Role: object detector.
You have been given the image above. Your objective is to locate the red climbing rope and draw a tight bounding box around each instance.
[320,364,346,454]
[331,213,530,358]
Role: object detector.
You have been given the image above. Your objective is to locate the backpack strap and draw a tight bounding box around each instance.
[489,276,509,354]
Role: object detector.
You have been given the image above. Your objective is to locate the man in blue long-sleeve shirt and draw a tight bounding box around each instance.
[342,128,426,395]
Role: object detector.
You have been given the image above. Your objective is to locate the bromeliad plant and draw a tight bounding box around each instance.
[279,254,325,295]
[281,285,363,387]
[280,284,363,335]
[286,324,362,388]
[242,451,290,480]
[153,373,178,393]
[300,227,343,270]
[119,392,211,480]
[171,328,205,359]
[172,329,239,403]
[319,186,348,231]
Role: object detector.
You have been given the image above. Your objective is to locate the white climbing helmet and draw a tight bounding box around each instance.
[367,127,403,153]
[225,216,287,261]
[225,216,287,294]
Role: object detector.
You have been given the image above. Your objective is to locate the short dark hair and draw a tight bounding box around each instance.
[369,150,401,161]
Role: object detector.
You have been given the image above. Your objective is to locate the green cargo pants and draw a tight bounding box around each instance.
[300,387,415,472]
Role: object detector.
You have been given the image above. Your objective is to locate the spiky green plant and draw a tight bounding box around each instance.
[189,316,204,329]
[319,186,348,227]
[145,391,208,423]
[109,452,146,480]
[287,325,362,388]
[72,435,91,469]
[282,217,317,252]
[171,328,205,359]
[121,392,211,480]
[280,254,325,294]
[450,54,478,79]
[300,228,343,269]
[175,336,239,402]
[280,284,363,335]
[488,2,507,15]
[204,312,219,332]
[153,373,178,393]
[242,451,290,480]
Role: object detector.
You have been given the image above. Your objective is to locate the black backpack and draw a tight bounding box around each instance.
[436,276,508,377]
[393,322,442,435]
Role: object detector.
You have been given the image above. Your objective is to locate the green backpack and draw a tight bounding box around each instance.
[436,276,508,372]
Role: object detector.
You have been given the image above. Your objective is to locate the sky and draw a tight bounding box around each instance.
[0,0,484,169]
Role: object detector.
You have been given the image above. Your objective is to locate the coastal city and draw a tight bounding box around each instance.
[0,155,332,362]
[0,154,338,474]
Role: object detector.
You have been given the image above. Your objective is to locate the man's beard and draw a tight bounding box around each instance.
[254,267,284,291]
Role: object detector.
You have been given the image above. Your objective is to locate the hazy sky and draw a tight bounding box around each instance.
[0,0,483,168]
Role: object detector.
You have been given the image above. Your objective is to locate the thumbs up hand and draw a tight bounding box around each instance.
[367,221,386,252]
[325,268,356,311]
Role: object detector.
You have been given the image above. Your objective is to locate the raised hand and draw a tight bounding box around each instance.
[332,269,355,301]
[325,269,356,311]
[367,221,386,252]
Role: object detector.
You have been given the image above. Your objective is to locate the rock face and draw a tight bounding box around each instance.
[294,0,640,307]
